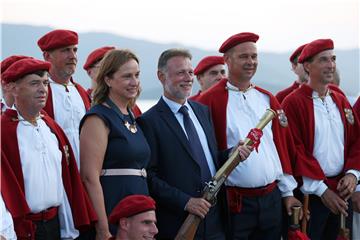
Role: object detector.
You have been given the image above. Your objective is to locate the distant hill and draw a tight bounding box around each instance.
[2,23,359,99]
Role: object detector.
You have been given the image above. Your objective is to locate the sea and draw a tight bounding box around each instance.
[137,99,158,112]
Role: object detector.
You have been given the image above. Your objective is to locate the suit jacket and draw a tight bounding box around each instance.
[137,97,228,239]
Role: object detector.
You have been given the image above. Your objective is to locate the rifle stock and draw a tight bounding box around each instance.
[175,109,276,240]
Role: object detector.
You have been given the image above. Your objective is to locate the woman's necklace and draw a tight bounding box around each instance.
[105,97,137,133]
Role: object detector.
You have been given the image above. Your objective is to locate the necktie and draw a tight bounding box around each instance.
[178,105,212,183]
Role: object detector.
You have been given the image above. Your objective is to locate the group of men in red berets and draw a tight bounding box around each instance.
[1,28,360,240]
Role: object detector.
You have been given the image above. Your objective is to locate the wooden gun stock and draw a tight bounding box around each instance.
[174,215,202,240]
[175,109,276,240]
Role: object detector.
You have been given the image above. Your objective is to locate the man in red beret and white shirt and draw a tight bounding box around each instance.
[37,29,91,169]
[1,57,97,239]
[108,195,158,240]
[190,55,226,101]
[275,44,308,104]
[282,39,360,239]
[197,32,302,239]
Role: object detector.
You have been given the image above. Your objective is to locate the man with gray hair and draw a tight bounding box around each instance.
[137,48,253,239]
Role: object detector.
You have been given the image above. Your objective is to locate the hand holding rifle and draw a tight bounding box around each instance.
[175,109,276,240]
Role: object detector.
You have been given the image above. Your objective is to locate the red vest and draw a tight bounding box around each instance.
[282,84,360,180]
[275,81,300,104]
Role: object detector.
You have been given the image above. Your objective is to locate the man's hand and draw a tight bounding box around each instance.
[321,188,348,216]
[283,196,304,219]
[230,140,254,162]
[185,198,211,219]
[337,173,357,200]
[352,191,360,213]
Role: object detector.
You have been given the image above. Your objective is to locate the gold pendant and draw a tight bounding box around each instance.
[124,121,137,133]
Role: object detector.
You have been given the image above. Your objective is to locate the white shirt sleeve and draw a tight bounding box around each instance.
[301,176,328,197]
[346,169,360,182]
[277,173,297,197]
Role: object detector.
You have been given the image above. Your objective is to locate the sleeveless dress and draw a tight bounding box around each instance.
[80,104,150,235]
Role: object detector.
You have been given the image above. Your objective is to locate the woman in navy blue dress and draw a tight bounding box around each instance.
[79,49,150,239]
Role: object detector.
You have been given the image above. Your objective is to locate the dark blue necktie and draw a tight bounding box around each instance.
[179,105,212,183]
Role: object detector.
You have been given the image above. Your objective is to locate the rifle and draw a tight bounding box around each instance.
[175,109,277,240]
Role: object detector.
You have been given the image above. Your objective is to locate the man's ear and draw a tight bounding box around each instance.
[223,53,230,65]
[43,51,50,62]
[157,70,165,84]
[86,69,92,77]
[119,218,129,230]
[303,61,310,73]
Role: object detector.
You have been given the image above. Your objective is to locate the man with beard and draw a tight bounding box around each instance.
[137,48,253,239]
[37,29,91,169]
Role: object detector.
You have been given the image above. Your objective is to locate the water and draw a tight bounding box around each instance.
[137,99,158,112]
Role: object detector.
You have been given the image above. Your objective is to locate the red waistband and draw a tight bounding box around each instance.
[28,207,58,221]
[226,181,277,197]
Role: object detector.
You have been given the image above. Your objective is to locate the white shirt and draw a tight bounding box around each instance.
[49,78,86,169]
[16,111,79,238]
[301,91,360,196]
[0,194,16,240]
[17,114,63,212]
[225,82,297,197]
[162,96,217,177]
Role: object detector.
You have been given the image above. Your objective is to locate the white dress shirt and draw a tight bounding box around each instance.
[162,96,217,177]
[225,82,297,197]
[301,91,360,196]
[16,110,79,238]
[49,78,86,169]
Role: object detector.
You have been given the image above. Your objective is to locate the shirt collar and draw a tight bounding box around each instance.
[162,95,191,114]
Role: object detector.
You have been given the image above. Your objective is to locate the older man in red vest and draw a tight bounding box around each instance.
[1,57,96,239]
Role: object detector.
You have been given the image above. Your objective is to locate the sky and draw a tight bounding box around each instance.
[1,0,359,52]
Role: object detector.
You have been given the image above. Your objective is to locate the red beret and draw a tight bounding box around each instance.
[1,55,32,78]
[298,39,334,63]
[108,195,156,224]
[219,32,259,53]
[2,58,51,84]
[37,29,78,51]
[83,46,115,70]
[289,44,307,63]
[194,56,225,75]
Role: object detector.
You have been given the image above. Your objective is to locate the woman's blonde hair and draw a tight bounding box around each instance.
[92,49,140,107]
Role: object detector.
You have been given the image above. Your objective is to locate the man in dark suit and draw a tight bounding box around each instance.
[137,48,252,239]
